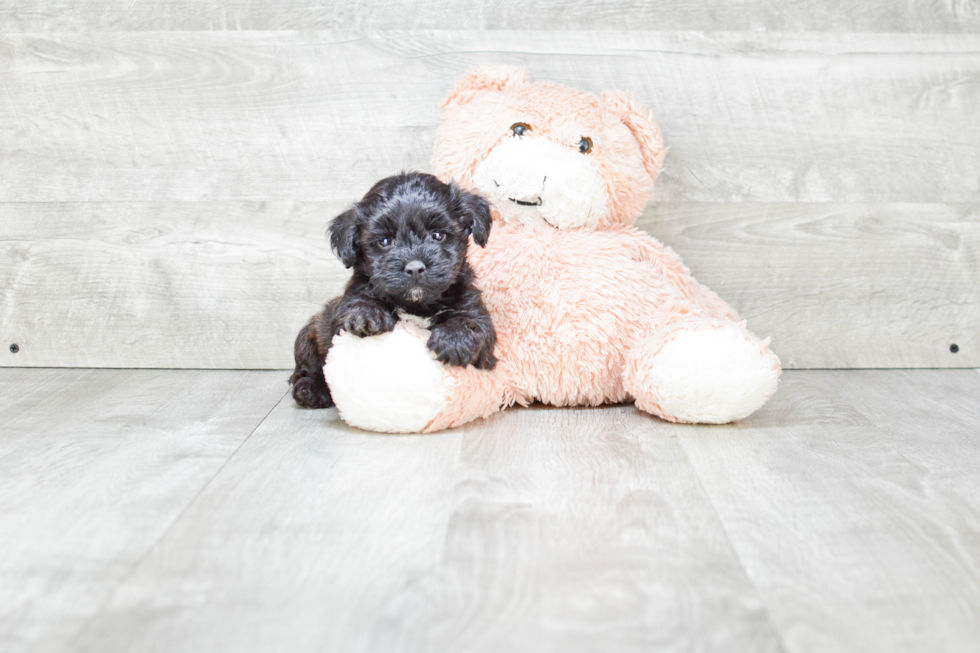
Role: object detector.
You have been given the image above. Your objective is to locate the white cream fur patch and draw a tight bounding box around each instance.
[323,321,450,433]
[396,311,433,329]
[472,136,609,229]
[644,327,780,424]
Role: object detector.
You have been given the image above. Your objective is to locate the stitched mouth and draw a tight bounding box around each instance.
[509,197,542,206]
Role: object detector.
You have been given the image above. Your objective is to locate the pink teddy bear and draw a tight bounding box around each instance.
[324,66,781,433]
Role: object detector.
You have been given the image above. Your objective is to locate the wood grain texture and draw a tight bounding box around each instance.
[0,201,350,368]
[69,400,784,653]
[678,369,980,652]
[2,201,976,369]
[641,202,980,369]
[70,399,468,653]
[7,369,979,652]
[1,31,978,204]
[2,0,979,33]
[3,30,977,369]
[366,406,784,652]
[0,368,286,653]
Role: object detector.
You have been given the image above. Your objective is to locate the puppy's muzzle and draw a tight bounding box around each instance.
[404,260,428,302]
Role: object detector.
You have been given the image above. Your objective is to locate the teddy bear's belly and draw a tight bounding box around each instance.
[476,234,679,406]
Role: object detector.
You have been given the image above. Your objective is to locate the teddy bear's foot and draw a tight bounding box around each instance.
[323,322,452,433]
[625,324,781,424]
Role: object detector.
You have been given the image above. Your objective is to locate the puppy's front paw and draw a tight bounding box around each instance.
[427,319,496,369]
[340,304,397,337]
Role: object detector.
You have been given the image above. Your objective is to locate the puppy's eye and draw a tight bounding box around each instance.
[379,237,393,248]
[578,137,593,154]
[431,231,445,242]
[511,122,531,137]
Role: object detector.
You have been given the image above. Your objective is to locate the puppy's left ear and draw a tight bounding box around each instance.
[449,183,492,247]
[328,206,361,268]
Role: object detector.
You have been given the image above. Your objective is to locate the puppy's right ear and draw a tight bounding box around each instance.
[328,206,360,268]
[449,182,493,248]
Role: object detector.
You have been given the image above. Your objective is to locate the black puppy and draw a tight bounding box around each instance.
[290,172,497,409]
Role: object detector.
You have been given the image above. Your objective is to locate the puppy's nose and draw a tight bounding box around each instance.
[404,260,426,277]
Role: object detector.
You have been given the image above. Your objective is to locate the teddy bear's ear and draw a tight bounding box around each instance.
[441,65,530,116]
[328,205,361,268]
[601,92,668,183]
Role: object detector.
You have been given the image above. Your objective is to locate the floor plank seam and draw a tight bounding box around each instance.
[673,432,793,653]
[62,387,290,649]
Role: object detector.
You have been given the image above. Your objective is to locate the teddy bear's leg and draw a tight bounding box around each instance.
[622,319,781,424]
[323,321,510,434]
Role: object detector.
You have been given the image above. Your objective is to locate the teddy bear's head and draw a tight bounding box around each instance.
[432,66,666,230]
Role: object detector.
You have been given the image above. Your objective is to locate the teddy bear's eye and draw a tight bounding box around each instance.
[379,237,393,248]
[431,231,445,242]
[511,122,531,137]
[578,137,593,154]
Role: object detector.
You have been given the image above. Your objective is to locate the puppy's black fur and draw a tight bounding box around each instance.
[290,172,497,409]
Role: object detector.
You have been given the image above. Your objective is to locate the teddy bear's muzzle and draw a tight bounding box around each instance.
[510,196,542,206]
[473,136,609,230]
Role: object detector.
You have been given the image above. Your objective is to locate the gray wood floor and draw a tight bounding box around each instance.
[2,368,979,652]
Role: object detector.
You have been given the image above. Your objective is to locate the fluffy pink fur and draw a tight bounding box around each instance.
[327,66,781,433]
[424,67,779,432]
[422,223,773,431]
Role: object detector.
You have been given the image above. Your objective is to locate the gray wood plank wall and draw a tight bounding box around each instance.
[2,1,980,32]
[1,16,978,368]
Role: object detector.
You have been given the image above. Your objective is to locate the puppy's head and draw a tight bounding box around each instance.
[329,172,492,305]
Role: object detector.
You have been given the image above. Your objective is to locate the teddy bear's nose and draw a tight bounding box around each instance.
[404,260,426,277]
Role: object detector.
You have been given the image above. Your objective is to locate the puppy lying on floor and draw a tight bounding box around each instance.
[290,172,497,409]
